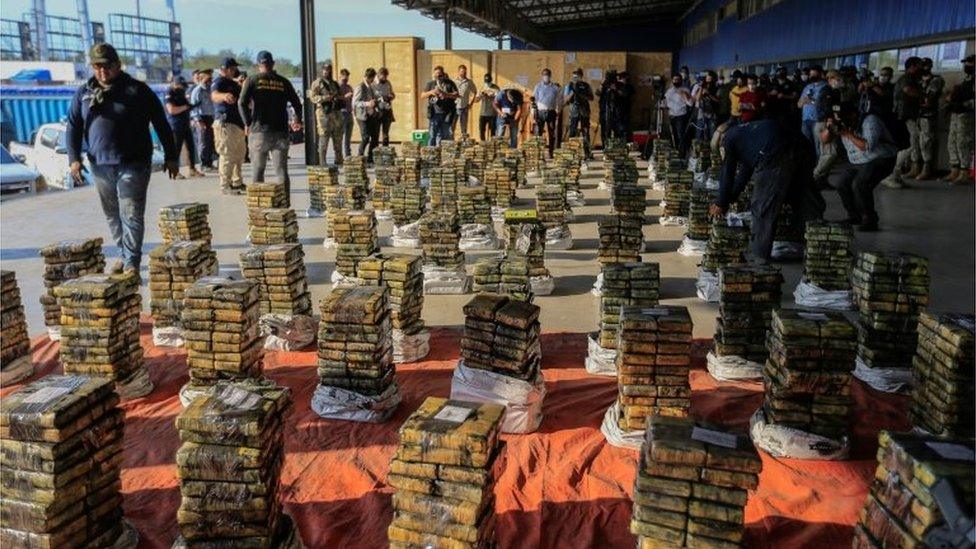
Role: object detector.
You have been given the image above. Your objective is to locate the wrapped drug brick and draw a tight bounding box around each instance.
[662,163,693,224]
[486,137,506,161]
[419,211,469,294]
[429,166,460,213]
[38,238,106,339]
[400,140,421,160]
[793,221,854,310]
[601,306,692,444]
[750,309,856,459]
[697,218,749,303]
[458,183,499,251]
[444,157,470,185]
[54,273,152,399]
[553,148,584,206]
[248,208,299,245]
[851,251,930,394]
[343,155,369,193]
[159,203,213,244]
[246,183,288,210]
[372,165,399,220]
[0,271,33,384]
[374,145,397,167]
[853,431,975,549]
[627,416,762,545]
[471,255,533,302]
[521,136,546,175]
[910,312,974,438]
[356,253,429,363]
[770,202,803,260]
[0,375,137,548]
[313,286,400,422]
[503,210,553,296]
[307,165,340,217]
[322,183,368,249]
[602,156,639,190]
[331,210,379,282]
[597,215,644,267]
[484,159,518,210]
[451,294,545,433]
[420,146,441,178]
[502,147,526,187]
[688,138,711,173]
[461,143,489,182]
[390,180,427,248]
[648,139,673,187]
[536,184,573,250]
[388,397,504,548]
[395,155,422,187]
[587,263,661,377]
[439,140,461,159]
[174,378,301,547]
[706,265,783,381]
[180,277,264,405]
[148,241,220,347]
[239,244,315,351]
[611,184,646,220]
[678,188,717,257]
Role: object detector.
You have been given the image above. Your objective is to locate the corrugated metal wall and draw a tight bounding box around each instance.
[678,0,975,69]
[2,96,72,144]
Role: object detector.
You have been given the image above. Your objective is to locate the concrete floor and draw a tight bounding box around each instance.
[2,147,973,340]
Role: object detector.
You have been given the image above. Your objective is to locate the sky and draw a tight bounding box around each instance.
[2,0,497,62]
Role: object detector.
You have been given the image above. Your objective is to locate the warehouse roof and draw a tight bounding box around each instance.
[391,0,695,48]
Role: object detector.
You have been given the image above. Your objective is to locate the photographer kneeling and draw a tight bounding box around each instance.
[823,101,899,232]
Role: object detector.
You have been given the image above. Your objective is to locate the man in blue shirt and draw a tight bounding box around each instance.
[494,88,524,148]
[165,75,203,178]
[190,68,216,170]
[66,43,178,274]
[798,65,826,156]
[532,68,562,157]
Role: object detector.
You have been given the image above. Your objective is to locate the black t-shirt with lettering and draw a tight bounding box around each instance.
[211,76,244,128]
[239,71,303,133]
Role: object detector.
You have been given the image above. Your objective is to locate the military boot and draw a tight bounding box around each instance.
[916,163,934,180]
[905,162,922,179]
[944,167,960,182]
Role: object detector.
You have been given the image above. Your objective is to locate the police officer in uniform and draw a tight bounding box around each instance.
[564,68,594,159]
[307,61,345,165]
[916,57,945,180]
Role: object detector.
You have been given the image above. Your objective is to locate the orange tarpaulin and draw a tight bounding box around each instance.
[3,321,910,548]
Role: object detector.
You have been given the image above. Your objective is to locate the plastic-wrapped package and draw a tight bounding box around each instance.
[1,271,33,383]
[709,265,783,380]
[910,312,975,437]
[258,314,316,351]
[459,223,499,251]
[331,210,379,278]
[600,402,643,449]
[38,237,106,332]
[792,278,854,310]
[247,208,298,245]
[450,361,545,434]
[471,255,533,302]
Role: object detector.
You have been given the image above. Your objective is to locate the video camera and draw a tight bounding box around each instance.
[650,74,665,95]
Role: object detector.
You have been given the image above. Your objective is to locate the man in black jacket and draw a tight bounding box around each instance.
[239,50,303,189]
[66,43,178,274]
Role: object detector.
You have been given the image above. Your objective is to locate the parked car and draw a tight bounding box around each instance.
[9,122,165,190]
[0,145,39,194]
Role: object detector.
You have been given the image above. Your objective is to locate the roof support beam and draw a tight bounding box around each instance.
[392,0,550,48]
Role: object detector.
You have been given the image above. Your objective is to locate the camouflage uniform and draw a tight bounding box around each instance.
[307,76,345,165]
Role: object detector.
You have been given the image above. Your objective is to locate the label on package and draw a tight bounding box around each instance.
[433,405,473,424]
[692,427,738,449]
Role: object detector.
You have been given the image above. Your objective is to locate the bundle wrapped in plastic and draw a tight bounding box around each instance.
[680,188,716,255]
[372,165,399,217]
[503,210,549,280]
[159,202,213,244]
[1,375,134,548]
[552,148,582,204]
[439,140,461,160]
[502,148,526,187]
[460,293,542,382]
[662,161,692,222]
[388,397,505,546]
[149,241,219,346]
[484,159,517,209]
[429,166,460,213]
[1,271,33,384]
[649,138,673,186]
[175,378,301,547]
[420,146,441,178]
[321,174,366,246]
[239,244,314,350]
[689,139,712,173]
[709,265,783,381]
[390,165,427,236]
[248,208,299,245]
[307,165,340,217]
[793,221,854,309]
[520,136,546,174]
[332,210,379,278]
[374,145,397,167]
[630,416,762,546]
[357,253,429,362]
[461,143,488,182]
[598,215,644,266]
[596,262,661,351]
[602,156,639,190]
[247,182,288,210]
[471,255,533,302]
[910,312,974,438]
[38,238,105,336]
[700,218,749,279]
[342,155,369,193]
[419,211,468,293]
[54,272,151,398]
[314,286,400,421]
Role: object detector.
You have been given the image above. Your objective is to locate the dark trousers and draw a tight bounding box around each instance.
[479,115,495,141]
[831,156,896,224]
[669,113,691,158]
[357,116,380,161]
[192,116,215,167]
[535,109,557,157]
[172,124,197,168]
[749,147,823,261]
[567,111,591,158]
[379,110,394,146]
[249,131,290,191]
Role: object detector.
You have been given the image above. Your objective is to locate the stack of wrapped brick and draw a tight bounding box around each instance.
[180,277,263,403]
[420,146,441,178]
[689,139,711,172]
[630,416,762,546]
[503,210,552,294]
[649,139,672,183]
[553,149,583,205]
[472,255,532,302]
[662,162,693,221]
[390,179,427,227]
[439,140,461,159]
[458,183,492,225]
[248,208,299,245]
[400,140,421,160]
[597,262,661,351]
[307,165,340,216]
[771,202,803,258]
[462,143,488,182]
[484,159,517,209]
[356,253,429,362]
[604,157,639,189]
[536,184,572,248]
[429,166,460,213]
[503,148,526,187]
[387,397,504,548]
[39,238,105,338]
[323,184,367,247]
[686,189,717,244]
[611,185,646,221]
[521,136,546,174]
[372,165,399,216]
[148,241,219,346]
[331,210,379,280]
[238,244,313,316]
[910,312,974,438]
[247,182,287,210]
[314,286,400,421]
[802,221,854,291]
[159,203,213,244]
[419,211,469,294]
[0,271,32,383]
[1,375,133,547]
[343,155,369,193]
[174,379,300,547]
[461,293,541,381]
[374,145,397,166]
[701,219,749,274]
[55,272,152,398]
[709,265,783,380]
[597,216,643,266]
[396,155,422,189]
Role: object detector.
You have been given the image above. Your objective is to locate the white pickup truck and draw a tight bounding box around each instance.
[9,122,165,190]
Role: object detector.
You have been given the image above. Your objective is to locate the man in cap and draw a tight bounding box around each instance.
[66,43,178,274]
[165,74,203,178]
[307,60,345,165]
[211,57,247,193]
[945,55,975,184]
[190,68,216,171]
[353,67,381,163]
[239,50,303,191]
[915,57,944,180]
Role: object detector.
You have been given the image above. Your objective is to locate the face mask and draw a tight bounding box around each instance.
[340,78,348,85]
[879,75,890,84]
[829,80,842,90]
[542,75,551,83]
[801,74,809,82]
[484,78,491,84]
[571,75,580,82]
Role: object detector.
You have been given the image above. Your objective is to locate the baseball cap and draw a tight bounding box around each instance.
[256,50,274,65]
[89,43,120,65]
[221,57,239,68]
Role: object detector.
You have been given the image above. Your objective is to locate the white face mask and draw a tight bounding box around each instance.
[879,75,890,84]
[542,75,551,84]
[829,80,842,90]
[801,75,809,82]
[571,75,580,82]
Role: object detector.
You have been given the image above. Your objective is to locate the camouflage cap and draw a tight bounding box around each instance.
[89,43,120,65]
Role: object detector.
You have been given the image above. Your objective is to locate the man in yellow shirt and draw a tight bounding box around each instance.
[729,71,748,122]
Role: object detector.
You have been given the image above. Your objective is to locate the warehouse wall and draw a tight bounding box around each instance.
[678,0,975,69]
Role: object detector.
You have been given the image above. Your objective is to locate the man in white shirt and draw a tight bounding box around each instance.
[454,64,477,140]
[664,73,694,157]
[532,68,562,157]
[372,67,396,146]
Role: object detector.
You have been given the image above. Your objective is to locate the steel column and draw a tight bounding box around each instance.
[299,0,317,175]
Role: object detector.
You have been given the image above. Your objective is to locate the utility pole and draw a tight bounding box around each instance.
[32,0,48,61]
[299,0,317,172]
[76,0,92,62]
[444,8,452,50]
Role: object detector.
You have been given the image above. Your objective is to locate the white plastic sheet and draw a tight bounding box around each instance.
[321,236,337,250]
[726,211,752,226]
[706,351,763,381]
[331,270,363,288]
[260,314,317,351]
[303,208,325,218]
[545,225,573,250]
[450,360,545,434]
[687,158,699,172]
[0,355,33,385]
[530,275,555,296]
[677,237,708,257]
[567,191,586,207]
[705,177,720,191]
[393,328,430,363]
[585,333,618,376]
[749,408,850,460]
[852,357,913,394]
[152,326,185,348]
[391,220,422,248]
[600,402,643,449]
[659,216,688,226]
[374,209,392,221]
[178,383,213,407]
[793,279,854,310]
[47,326,61,341]
[459,223,500,251]
[590,272,604,296]
[116,368,154,400]
[311,382,401,423]
[771,241,803,261]
[696,269,720,302]
[422,265,470,294]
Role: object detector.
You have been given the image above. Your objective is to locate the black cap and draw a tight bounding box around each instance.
[172,75,187,86]
[256,50,274,65]
[89,43,120,65]
[221,57,239,68]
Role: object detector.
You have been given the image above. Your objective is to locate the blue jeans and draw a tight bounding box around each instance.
[429,112,453,146]
[91,162,151,270]
[696,117,716,142]
[801,119,819,156]
[497,116,518,148]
